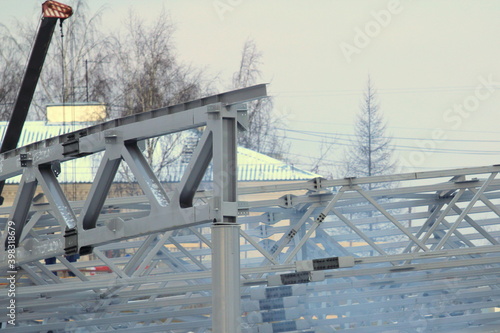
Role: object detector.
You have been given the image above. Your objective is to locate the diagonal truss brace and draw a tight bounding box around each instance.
[0,85,267,269]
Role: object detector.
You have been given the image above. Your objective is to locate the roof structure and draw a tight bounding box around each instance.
[2,85,500,332]
[0,121,319,183]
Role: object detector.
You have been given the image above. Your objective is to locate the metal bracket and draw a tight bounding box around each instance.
[51,161,61,177]
[236,104,249,131]
[311,177,324,191]
[20,153,32,167]
[62,139,80,157]
[280,194,295,208]
[62,131,90,157]
[64,228,78,255]
[316,212,326,223]
[238,201,250,216]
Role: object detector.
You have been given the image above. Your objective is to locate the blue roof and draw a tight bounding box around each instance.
[0,121,319,183]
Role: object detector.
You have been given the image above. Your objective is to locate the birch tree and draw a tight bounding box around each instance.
[232,39,288,158]
[0,25,24,120]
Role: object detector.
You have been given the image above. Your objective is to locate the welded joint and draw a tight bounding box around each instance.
[210,197,221,222]
[104,131,124,159]
[106,217,124,233]
[454,177,479,184]
[104,131,122,145]
[21,165,37,183]
[207,102,243,123]
[344,176,357,188]
[209,198,238,222]
[207,103,223,113]
[222,201,238,219]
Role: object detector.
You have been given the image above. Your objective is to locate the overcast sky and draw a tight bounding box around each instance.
[2,1,500,175]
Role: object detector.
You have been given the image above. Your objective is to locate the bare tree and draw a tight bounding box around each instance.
[0,25,24,120]
[1,1,111,120]
[0,3,215,197]
[232,39,288,158]
[338,77,398,236]
[343,76,396,189]
[309,138,337,179]
[44,1,111,116]
[104,9,214,189]
[108,10,209,118]
[232,39,263,89]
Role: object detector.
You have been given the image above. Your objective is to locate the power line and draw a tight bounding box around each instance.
[270,85,500,97]
[282,119,500,135]
[278,128,500,154]
[279,128,500,144]
[279,134,500,156]
[285,151,463,173]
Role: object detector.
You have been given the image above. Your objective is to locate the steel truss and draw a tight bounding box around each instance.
[1,86,500,332]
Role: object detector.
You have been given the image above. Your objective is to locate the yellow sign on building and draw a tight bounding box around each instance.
[46,103,107,123]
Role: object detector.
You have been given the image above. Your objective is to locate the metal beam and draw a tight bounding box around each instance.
[4,82,500,332]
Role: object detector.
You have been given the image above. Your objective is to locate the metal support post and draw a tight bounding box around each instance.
[211,223,241,333]
[210,104,241,332]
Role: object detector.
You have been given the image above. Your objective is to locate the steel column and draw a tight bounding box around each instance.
[210,103,241,332]
[211,223,241,333]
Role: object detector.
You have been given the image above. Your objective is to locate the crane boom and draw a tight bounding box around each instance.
[0,1,72,204]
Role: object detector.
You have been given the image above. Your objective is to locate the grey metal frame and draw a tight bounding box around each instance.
[2,84,500,332]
